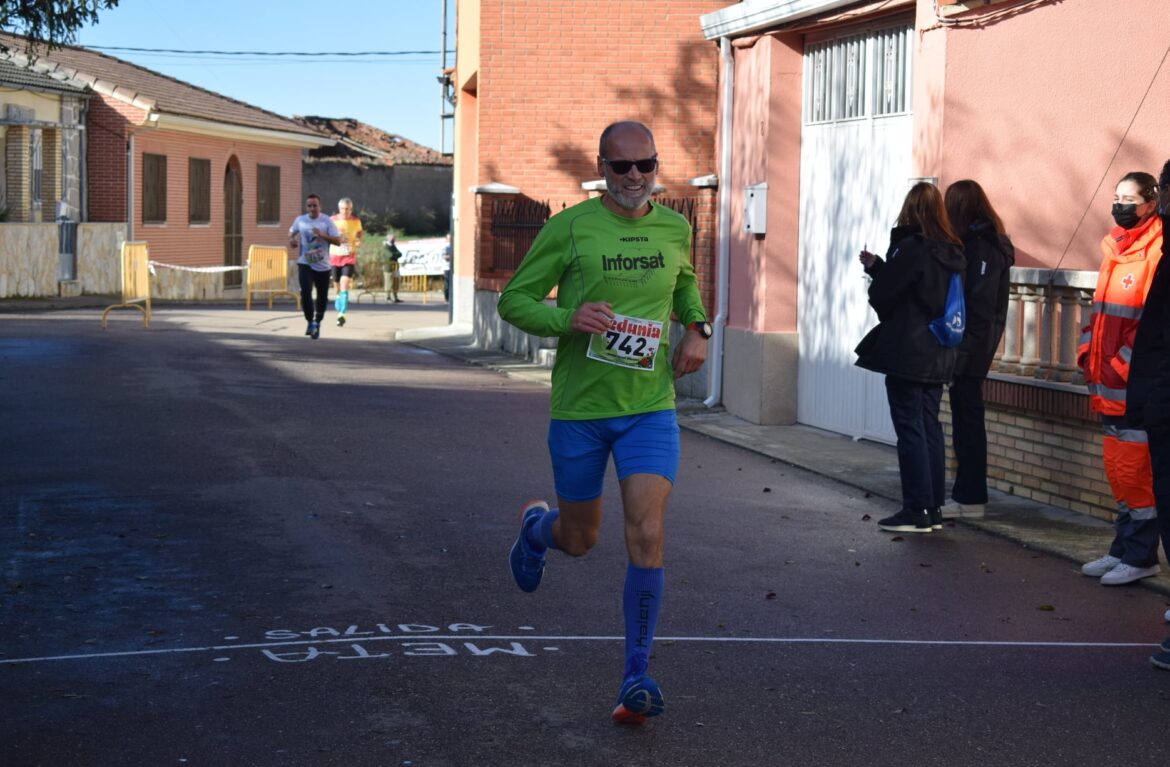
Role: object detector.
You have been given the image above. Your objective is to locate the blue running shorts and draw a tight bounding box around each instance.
[547,410,680,502]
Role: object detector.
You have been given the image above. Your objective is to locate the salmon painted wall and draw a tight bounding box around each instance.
[131,130,303,268]
[933,0,1170,270]
[726,33,803,334]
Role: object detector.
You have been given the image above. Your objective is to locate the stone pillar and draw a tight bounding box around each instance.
[60,96,83,219]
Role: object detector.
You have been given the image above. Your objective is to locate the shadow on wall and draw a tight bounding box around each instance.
[545,40,718,190]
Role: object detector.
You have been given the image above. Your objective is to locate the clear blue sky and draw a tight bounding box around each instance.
[74,0,456,151]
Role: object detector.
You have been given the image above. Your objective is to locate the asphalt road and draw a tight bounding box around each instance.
[2,304,1170,766]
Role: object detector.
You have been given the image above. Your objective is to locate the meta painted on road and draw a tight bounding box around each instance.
[258,622,545,663]
[0,618,1160,667]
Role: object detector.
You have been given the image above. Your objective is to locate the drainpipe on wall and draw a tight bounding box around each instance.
[704,35,733,409]
[79,99,88,223]
[126,132,134,241]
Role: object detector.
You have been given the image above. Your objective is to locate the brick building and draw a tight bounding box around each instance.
[449,0,729,394]
[1,35,331,292]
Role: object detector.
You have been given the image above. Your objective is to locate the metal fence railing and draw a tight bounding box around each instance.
[487,197,551,273]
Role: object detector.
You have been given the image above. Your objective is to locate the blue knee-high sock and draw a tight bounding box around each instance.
[524,508,559,551]
[623,564,664,679]
[336,290,348,313]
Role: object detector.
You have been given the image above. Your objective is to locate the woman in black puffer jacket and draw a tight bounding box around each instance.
[942,180,1015,519]
[1125,159,1170,658]
[856,182,966,534]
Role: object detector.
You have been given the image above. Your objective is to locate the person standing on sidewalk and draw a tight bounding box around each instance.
[383,234,403,303]
[856,182,966,534]
[1125,159,1170,666]
[497,120,710,725]
[940,180,1015,520]
[1078,171,1164,586]
[329,197,363,326]
[288,194,341,339]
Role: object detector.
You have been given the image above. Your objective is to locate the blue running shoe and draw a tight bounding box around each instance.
[614,674,665,721]
[508,500,548,593]
[310,321,320,339]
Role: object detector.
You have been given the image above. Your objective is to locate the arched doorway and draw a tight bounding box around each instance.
[223,156,243,288]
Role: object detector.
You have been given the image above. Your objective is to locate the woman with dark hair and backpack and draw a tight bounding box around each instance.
[1081,170,1165,586]
[856,182,967,534]
[941,180,1016,520]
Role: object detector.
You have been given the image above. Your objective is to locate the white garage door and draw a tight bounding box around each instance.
[796,24,914,444]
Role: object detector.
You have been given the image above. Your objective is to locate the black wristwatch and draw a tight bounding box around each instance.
[691,320,713,339]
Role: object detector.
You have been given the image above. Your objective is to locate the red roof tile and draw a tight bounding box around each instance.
[295,115,450,166]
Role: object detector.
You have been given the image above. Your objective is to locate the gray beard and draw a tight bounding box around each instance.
[605,181,651,211]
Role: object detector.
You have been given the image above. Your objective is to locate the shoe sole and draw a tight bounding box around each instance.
[1151,651,1170,670]
[878,525,932,533]
[611,704,647,725]
[508,500,548,593]
[1101,572,1159,586]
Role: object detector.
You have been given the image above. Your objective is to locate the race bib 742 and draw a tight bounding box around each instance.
[586,312,663,371]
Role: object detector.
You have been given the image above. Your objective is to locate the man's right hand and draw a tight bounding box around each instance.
[570,301,615,335]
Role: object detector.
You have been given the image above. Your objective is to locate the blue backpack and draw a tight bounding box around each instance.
[928,272,965,347]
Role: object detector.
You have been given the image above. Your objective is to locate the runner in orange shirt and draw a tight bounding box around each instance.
[330,197,363,326]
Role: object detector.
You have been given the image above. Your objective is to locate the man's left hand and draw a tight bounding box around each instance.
[672,327,708,380]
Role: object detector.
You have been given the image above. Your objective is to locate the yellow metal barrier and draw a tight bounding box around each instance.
[245,245,300,310]
[401,274,430,304]
[101,241,151,329]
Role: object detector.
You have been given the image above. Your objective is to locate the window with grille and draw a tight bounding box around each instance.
[257,164,281,224]
[143,153,167,224]
[804,25,911,124]
[189,158,210,224]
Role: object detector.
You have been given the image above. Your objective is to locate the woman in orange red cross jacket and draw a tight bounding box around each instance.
[1078,171,1164,585]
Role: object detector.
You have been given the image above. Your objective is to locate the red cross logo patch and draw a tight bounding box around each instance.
[1122,273,1136,290]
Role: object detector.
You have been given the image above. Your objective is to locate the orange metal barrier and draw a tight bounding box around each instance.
[101,241,151,329]
[245,245,300,310]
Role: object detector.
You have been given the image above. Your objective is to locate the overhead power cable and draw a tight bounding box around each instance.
[85,45,444,57]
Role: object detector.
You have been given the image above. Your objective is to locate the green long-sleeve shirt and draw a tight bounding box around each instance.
[498,196,707,420]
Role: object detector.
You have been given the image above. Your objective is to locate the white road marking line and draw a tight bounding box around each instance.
[0,634,1161,666]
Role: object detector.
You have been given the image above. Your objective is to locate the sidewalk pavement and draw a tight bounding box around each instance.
[397,323,1170,598]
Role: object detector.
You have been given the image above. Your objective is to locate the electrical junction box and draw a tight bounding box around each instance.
[744,182,768,235]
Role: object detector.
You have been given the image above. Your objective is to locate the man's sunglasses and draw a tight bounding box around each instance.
[602,157,658,174]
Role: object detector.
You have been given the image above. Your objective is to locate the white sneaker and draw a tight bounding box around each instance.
[1100,562,1161,586]
[960,503,985,518]
[940,501,986,519]
[1081,554,1121,577]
